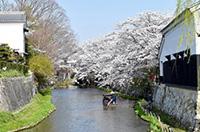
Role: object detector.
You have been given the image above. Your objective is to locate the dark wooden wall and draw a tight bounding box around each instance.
[162,54,198,90]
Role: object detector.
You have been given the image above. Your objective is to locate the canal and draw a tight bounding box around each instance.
[22,87,148,132]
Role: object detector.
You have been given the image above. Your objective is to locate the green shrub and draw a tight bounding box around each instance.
[28,55,54,87]
[152,107,186,131]
[134,100,162,132]
[29,55,53,77]
[56,79,72,88]
[116,92,135,100]
[0,61,28,75]
[130,67,157,98]
[134,100,186,132]
[25,43,40,65]
[0,44,12,61]
[96,87,114,93]
[0,70,25,78]
[0,44,25,63]
[39,87,52,96]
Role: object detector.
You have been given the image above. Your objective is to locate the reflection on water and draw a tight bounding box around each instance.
[22,88,148,132]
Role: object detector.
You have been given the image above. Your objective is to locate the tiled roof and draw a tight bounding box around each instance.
[0,11,26,23]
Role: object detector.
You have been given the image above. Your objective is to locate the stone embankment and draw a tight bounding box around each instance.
[0,75,37,111]
[153,84,198,130]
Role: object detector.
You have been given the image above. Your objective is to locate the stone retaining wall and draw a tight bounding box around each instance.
[153,84,198,129]
[0,75,37,111]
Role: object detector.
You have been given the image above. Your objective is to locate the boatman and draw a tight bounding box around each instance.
[107,91,117,106]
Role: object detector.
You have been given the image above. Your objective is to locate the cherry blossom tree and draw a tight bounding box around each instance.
[68,12,171,93]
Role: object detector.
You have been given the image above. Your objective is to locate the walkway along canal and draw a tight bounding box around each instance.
[22,87,148,132]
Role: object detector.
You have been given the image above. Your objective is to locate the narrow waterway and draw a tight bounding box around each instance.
[23,87,148,132]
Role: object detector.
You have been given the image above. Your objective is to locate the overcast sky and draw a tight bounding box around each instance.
[57,0,176,44]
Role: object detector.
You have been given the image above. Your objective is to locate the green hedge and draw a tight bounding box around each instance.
[0,61,28,74]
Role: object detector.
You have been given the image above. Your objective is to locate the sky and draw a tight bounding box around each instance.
[57,0,177,44]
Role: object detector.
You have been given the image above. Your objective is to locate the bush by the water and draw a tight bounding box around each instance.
[56,79,73,88]
[134,100,186,132]
[28,54,54,88]
[130,67,157,98]
[39,87,52,96]
[134,99,164,132]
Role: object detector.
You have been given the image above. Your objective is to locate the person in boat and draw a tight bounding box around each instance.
[107,91,117,106]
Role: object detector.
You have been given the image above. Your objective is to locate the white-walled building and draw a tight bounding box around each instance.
[0,12,27,55]
[154,2,200,129]
[158,3,200,88]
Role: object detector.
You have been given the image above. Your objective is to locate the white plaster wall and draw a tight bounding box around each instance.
[0,23,25,54]
[159,19,196,76]
[194,11,200,55]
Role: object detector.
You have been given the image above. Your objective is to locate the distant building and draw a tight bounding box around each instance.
[56,65,75,81]
[0,12,27,55]
[56,60,77,81]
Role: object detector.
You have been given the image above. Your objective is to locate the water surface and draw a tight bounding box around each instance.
[23,88,148,132]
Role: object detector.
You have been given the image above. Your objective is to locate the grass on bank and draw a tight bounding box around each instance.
[0,93,55,132]
[134,99,186,132]
[39,87,52,96]
[0,69,25,78]
[152,107,187,131]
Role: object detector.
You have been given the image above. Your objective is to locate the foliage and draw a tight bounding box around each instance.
[0,93,55,132]
[134,100,162,132]
[134,100,186,132]
[175,0,197,60]
[130,67,157,98]
[176,0,196,14]
[29,55,54,77]
[0,61,28,74]
[39,87,52,96]
[55,79,73,88]
[0,69,25,78]
[25,43,39,63]
[96,87,135,100]
[152,107,187,131]
[28,54,54,87]
[116,92,135,100]
[0,44,28,77]
[96,87,113,93]
[0,44,25,63]
[68,12,171,91]
[0,44,12,61]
